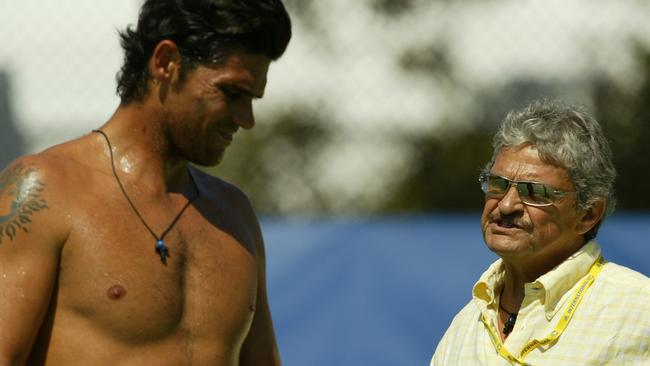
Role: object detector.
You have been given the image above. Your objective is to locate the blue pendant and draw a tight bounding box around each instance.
[155,239,169,264]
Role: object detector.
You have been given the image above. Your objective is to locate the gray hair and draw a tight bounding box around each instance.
[486,99,616,241]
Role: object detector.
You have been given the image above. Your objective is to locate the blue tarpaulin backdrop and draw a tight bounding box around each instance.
[262,213,650,366]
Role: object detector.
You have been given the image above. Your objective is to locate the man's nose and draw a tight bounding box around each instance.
[232,100,255,130]
[497,184,525,213]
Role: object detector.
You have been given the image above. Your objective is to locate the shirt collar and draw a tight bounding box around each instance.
[471,241,602,318]
[472,259,505,311]
[536,240,601,318]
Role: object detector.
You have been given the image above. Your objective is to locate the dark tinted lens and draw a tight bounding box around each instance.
[485,176,509,196]
[518,182,552,205]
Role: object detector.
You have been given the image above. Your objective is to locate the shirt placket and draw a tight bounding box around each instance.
[503,283,546,363]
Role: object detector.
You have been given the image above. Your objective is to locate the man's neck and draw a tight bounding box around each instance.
[96,104,190,194]
[499,268,527,313]
[500,239,585,312]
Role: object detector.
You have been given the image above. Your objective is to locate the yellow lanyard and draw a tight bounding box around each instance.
[481,256,605,366]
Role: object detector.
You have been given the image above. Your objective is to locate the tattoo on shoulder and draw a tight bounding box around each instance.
[0,163,49,244]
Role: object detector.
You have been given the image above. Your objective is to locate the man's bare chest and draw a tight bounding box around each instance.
[54,202,259,344]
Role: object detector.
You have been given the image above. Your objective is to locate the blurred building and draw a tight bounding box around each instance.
[0,72,24,169]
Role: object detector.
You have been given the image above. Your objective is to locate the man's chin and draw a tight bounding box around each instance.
[485,234,528,256]
[193,156,224,167]
[187,149,225,167]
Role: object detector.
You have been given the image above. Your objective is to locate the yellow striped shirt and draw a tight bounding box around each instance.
[431,241,650,365]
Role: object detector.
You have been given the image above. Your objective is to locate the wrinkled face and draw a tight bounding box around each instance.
[164,51,271,166]
[480,145,585,265]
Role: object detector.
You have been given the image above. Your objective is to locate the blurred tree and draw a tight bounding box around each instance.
[371,0,416,17]
[381,63,650,213]
[381,128,492,211]
[594,43,650,211]
[206,108,334,214]
[200,2,650,215]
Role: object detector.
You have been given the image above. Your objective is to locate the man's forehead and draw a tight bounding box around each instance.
[493,145,571,182]
[211,52,270,95]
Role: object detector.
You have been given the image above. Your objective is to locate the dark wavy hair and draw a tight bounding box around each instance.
[116,0,292,104]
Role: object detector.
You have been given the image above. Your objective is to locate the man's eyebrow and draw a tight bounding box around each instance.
[220,83,264,99]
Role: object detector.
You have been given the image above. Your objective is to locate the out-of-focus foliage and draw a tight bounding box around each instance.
[206,0,650,215]
[380,129,493,211]
[207,108,335,214]
[2,0,647,214]
[371,0,416,16]
[595,43,650,210]
[211,40,650,214]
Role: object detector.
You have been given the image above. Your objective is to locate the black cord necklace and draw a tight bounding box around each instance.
[499,288,518,335]
[93,129,199,265]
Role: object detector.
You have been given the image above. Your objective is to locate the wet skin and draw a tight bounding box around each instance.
[0,49,280,366]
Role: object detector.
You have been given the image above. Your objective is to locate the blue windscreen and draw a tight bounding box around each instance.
[262,213,650,366]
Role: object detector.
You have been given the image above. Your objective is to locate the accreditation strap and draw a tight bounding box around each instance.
[480,256,605,366]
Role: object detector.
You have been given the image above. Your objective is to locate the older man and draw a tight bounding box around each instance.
[431,99,650,365]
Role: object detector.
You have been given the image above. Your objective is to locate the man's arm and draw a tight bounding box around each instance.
[237,202,281,366]
[0,158,68,365]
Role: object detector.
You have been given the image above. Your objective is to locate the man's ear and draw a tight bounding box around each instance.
[576,198,606,235]
[149,40,182,84]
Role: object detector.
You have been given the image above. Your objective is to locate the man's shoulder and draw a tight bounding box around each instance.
[190,168,263,251]
[590,262,650,316]
[7,146,91,187]
[191,168,252,206]
[0,153,76,247]
[1,136,105,212]
[600,261,650,291]
[2,153,69,190]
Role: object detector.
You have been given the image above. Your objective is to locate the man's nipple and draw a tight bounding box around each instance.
[107,284,127,300]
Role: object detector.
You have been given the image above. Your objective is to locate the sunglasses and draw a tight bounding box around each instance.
[478,173,575,207]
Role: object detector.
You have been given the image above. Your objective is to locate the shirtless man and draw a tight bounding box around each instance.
[0,1,291,365]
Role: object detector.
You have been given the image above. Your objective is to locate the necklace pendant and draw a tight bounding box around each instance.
[503,313,517,335]
[155,240,169,264]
